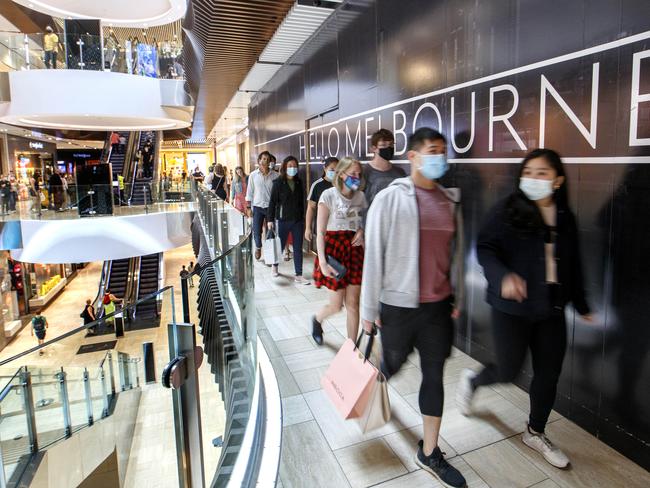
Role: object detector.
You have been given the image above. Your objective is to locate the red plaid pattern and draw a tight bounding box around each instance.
[313,231,364,290]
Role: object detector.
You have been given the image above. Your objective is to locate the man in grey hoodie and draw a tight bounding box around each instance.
[360,127,466,488]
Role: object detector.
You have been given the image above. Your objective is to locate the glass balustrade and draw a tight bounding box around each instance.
[0,286,177,485]
[0,182,195,221]
[0,32,184,79]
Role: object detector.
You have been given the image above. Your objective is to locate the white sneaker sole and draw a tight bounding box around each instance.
[522,435,569,469]
[414,455,466,488]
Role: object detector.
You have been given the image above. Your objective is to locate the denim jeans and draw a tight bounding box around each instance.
[277,220,305,276]
[44,50,57,69]
[252,206,268,249]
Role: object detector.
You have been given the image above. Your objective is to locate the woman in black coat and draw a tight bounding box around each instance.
[456,148,592,469]
[267,155,309,284]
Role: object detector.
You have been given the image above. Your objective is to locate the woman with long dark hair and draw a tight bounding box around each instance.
[456,148,592,469]
[212,164,228,201]
[267,156,309,283]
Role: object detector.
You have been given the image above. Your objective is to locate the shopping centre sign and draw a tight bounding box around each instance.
[256,30,650,162]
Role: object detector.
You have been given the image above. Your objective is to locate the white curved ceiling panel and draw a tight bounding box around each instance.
[12,0,186,28]
[0,70,191,130]
[12,210,193,263]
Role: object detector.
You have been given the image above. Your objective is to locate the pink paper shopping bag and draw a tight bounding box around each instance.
[321,337,379,419]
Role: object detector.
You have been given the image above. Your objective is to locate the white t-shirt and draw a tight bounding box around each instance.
[318,187,367,232]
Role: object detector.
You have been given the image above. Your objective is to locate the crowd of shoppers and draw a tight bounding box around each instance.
[237,125,592,487]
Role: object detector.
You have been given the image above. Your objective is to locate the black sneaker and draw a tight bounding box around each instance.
[415,441,466,488]
[311,316,323,345]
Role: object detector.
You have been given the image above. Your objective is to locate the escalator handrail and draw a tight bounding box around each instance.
[0,285,175,368]
[127,131,143,205]
[121,130,140,185]
[93,260,111,317]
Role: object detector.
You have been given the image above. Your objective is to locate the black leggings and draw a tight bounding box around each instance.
[472,308,567,433]
[380,300,453,417]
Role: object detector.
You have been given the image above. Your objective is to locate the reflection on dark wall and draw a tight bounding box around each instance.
[248,0,650,468]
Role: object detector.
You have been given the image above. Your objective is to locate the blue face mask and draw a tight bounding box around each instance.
[418,153,448,180]
[325,169,336,181]
[344,175,361,191]
[286,167,298,177]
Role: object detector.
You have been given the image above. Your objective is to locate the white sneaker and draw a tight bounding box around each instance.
[294,275,310,285]
[455,369,477,416]
[522,425,570,468]
[272,266,280,278]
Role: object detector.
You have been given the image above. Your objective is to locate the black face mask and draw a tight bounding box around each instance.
[378,146,394,161]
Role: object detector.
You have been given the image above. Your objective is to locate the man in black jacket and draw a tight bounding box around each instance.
[267,156,309,284]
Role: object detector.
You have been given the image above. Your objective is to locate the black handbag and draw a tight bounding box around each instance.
[326,255,347,280]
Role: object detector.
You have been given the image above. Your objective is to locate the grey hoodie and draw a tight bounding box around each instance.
[360,177,465,323]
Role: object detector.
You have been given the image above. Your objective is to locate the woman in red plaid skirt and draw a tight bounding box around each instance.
[311,157,367,345]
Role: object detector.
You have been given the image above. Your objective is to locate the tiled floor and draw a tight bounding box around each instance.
[256,255,650,488]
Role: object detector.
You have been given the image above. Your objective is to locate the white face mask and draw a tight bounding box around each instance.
[519,177,554,201]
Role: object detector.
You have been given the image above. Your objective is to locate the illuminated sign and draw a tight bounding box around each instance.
[28,141,44,150]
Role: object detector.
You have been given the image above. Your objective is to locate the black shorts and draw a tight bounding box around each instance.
[35,330,46,340]
[379,298,453,376]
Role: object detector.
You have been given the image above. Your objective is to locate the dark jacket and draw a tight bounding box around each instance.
[267,177,304,222]
[477,194,590,318]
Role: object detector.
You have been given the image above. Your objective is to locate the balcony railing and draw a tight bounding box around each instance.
[0,31,184,79]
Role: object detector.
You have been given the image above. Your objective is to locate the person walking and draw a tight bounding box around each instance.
[267,156,309,284]
[456,148,592,470]
[305,157,338,244]
[246,151,279,260]
[29,173,41,214]
[43,26,59,69]
[230,166,248,214]
[82,298,97,335]
[311,157,366,344]
[188,262,195,287]
[364,129,406,207]
[360,127,466,488]
[180,265,189,281]
[0,177,9,215]
[49,170,64,211]
[8,172,17,212]
[31,313,49,354]
[211,164,229,200]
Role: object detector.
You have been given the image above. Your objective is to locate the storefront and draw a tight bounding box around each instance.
[25,262,75,309]
[160,146,214,181]
[4,135,58,200]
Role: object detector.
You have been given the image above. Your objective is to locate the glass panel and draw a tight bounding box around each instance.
[29,367,66,448]
[64,367,90,433]
[0,371,29,483]
[91,365,106,422]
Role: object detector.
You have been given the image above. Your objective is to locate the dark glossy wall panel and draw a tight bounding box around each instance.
[248,0,650,469]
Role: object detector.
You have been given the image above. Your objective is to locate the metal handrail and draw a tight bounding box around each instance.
[0,368,21,403]
[0,285,174,368]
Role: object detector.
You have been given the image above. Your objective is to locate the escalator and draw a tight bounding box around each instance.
[92,253,162,335]
[133,253,161,321]
[107,131,131,179]
[129,131,158,206]
[105,258,130,299]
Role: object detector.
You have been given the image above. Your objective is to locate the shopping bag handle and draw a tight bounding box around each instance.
[355,327,376,362]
